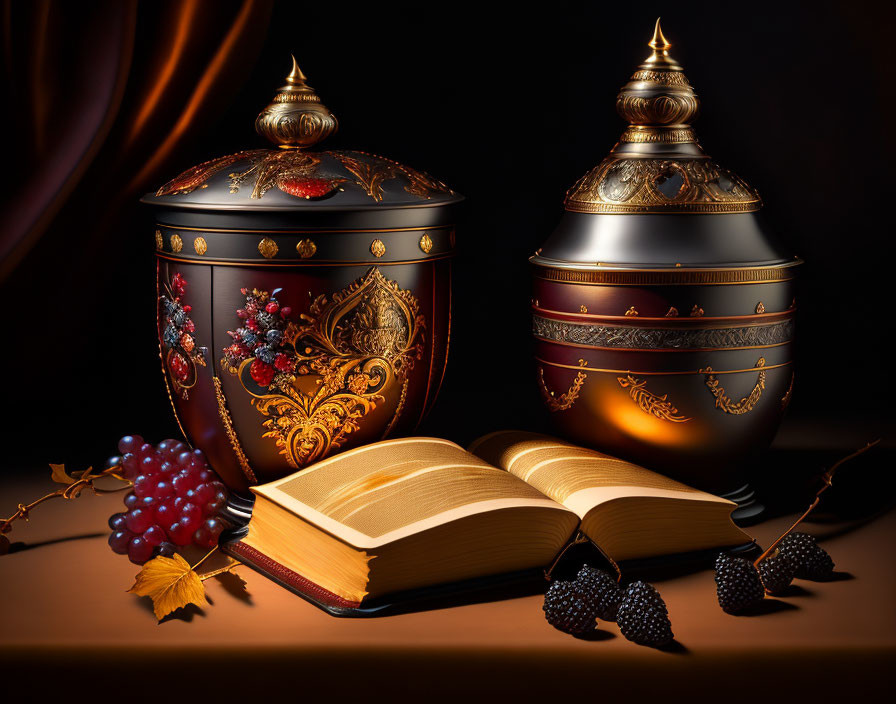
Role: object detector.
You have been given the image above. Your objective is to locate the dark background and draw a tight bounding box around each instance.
[1,0,893,479]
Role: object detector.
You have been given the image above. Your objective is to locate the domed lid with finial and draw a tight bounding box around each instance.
[533,20,796,270]
[142,57,460,212]
[564,18,761,215]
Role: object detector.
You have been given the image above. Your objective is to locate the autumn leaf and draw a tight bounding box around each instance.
[49,464,77,485]
[128,553,208,620]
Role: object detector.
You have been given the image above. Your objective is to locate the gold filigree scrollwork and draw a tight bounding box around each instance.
[296,239,317,258]
[155,230,163,250]
[617,375,691,423]
[258,237,278,259]
[193,237,208,255]
[700,357,766,415]
[538,360,588,412]
[225,268,424,469]
[419,234,433,254]
[213,376,257,484]
[170,234,183,253]
[781,373,794,410]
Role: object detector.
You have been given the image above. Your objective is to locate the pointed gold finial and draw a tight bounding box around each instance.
[286,55,307,84]
[255,56,338,149]
[648,18,671,51]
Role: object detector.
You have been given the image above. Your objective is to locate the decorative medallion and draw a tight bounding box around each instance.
[700,357,766,415]
[370,239,386,258]
[193,237,208,255]
[159,272,207,399]
[617,376,691,423]
[220,268,425,469]
[154,230,163,251]
[580,304,588,313]
[170,234,183,253]
[538,360,588,412]
[625,306,639,317]
[258,237,279,259]
[690,305,704,317]
[296,239,317,259]
[755,302,766,314]
[419,233,434,254]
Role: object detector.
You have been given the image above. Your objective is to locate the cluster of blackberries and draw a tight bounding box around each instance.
[715,532,835,613]
[542,565,673,647]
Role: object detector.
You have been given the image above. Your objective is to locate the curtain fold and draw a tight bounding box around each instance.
[0,0,273,280]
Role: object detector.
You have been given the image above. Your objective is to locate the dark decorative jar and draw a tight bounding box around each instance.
[142,59,461,499]
[531,22,798,516]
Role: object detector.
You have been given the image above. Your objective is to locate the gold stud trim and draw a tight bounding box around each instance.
[419,233,433,254]
[296,238,317,258]
[193,237,208,255]
[755,301,765,314]
[170,234,183,253]
[154,230,164,251]
[625,306,639,317]
[370,239,386,258]
[258,237,279,259]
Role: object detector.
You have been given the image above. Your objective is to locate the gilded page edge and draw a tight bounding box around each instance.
[562,485,735,520]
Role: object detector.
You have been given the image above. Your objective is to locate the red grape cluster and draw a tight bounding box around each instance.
[107,435,230,564]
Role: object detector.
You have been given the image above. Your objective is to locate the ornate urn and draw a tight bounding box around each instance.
[531,22,798,515]
[142,59,461,500]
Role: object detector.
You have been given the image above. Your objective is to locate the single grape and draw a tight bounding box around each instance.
[154,481,175,501]
[168,522,193,546]
[181,514,200,532]
[121,453,140,479]
[109,530,133,555]
[125,508,154,534]
[104,455,123,472]
[128,536,153,565]
[140,455,161,476]
[159,460,177,475]
[156,439,176,456]
[137,442,154,458]
[172,471,196,495]
[203,517,227,541]
[155,501,176,527]
[133,475,153,498]
[196,469,213,484]
[152,542,176,558]
[108,512,127,531]
[173,496,186,512]
[181,502,202,523]
[193,526,214,548]
[118,435,144,454]
[176,451,193,468]
[138,496,156,509]
[192,483,215,505]
[123,491,139,510]
[143,525,166,546]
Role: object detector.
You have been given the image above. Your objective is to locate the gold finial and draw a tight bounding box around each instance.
[614,19,699,142]
[648,18,670,51]
[255,57,338,149]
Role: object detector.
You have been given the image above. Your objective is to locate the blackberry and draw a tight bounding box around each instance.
[757,550,796,595]
[162,324,180,349]
[780,532,835,580]
[714,553,765,613]
[616,581,673,647]
[542,580,598,635]
[574,565,622,621]
[172,309,187,327]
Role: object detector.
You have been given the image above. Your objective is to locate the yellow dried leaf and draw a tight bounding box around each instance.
[49,463,76,485]
[128,553,208,620]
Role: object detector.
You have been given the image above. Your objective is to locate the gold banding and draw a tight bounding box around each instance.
[155,223,453,235]
[538,361,588,412]
[419,233,433,254]
[155,252,453,267]
[617,375,691,423]
[258,237,279,259]
[296,238,317,258]
[531,303,795,325]
[700,358,766,414]
[154,230,163,251]
[213,376,257,484]
[370,239,386,258]
[170,234,183,253]
[535,356,791,377]
[193,237,208,255]
[531,264,797,286]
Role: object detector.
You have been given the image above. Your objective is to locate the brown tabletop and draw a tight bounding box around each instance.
[1,470,894,702]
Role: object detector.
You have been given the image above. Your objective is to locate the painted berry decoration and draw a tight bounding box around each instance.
[160,272,206,398]
[108,435,231,564]
[221,288,296,390]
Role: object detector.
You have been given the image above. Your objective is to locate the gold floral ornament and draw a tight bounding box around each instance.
[419,233,433,254]
[700,357,766,415]
[222,268,425,469]
[296,238,317,259]
[617,375,691,423]
[258,237,279,259]
[170,234,183,253]
[538,360,588,412]
[370,239,386,258]
[193,237,208,255]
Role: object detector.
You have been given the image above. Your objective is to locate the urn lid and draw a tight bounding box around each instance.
[141,58,461,212]
[533,21,796,270]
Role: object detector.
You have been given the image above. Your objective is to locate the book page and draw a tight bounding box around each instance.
[254,437,570,547]
[469,431,729,519]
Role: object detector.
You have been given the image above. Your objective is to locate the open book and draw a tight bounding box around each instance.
[225,431,751,614]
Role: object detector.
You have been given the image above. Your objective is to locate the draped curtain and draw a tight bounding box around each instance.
[0,0,273,280]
